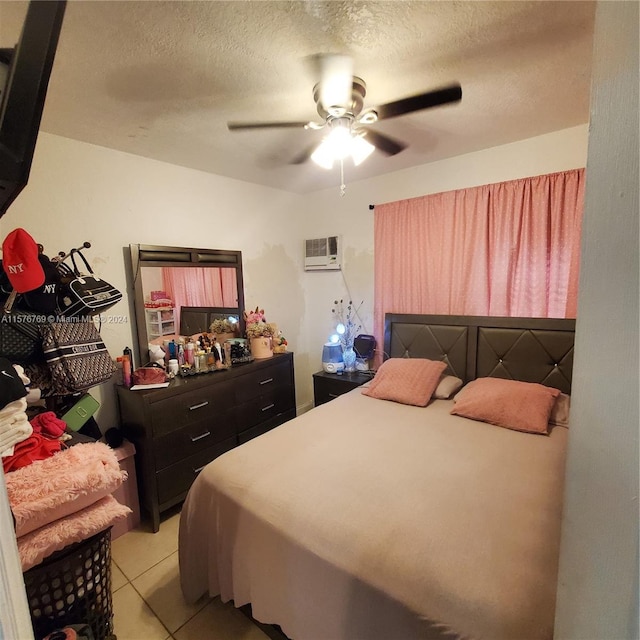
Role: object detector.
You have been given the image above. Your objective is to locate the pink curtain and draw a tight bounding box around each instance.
[373,168,585,352]
[162,267,238,331]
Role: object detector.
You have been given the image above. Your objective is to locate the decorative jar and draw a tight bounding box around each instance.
[250,336,273,359]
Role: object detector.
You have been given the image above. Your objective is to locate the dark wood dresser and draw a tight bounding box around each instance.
[313,370,372,406]
[117,352,295,531]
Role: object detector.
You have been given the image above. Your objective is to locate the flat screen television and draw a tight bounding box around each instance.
[0,0,66,218]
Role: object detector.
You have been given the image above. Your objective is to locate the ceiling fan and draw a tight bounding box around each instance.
[227,54,462,168]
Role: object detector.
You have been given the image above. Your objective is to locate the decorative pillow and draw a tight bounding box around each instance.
[434,375,464,400]
[362,358,447,407]
[550,393,571,427]
[451,377,561,434]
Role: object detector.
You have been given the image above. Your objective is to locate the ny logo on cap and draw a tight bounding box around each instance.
[7,263,25,274]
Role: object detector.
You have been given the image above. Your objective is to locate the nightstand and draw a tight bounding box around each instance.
[313,370,372,406]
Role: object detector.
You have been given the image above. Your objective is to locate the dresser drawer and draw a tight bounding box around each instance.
[156,436,236,505]
[153,410,237,471]
[235,360,292,403]
[235,386,294,429]
[150,380,233,437]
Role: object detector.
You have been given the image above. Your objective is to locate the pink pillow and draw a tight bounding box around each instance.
[362,358,447,407]
[451,378,561,434]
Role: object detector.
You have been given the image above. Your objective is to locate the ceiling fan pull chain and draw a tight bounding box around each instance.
[340,157,346,197]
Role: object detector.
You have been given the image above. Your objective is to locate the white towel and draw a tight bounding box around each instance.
[0,398,27,422]
[12,364,30,387]
[0,411,32,456]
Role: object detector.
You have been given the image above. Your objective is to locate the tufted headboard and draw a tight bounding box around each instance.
[384,314,575,394]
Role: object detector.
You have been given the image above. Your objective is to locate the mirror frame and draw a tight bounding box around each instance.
[129,243,245,365]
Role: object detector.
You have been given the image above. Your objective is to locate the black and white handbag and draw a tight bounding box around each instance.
[41,320,116,394]
[56,250,122,318]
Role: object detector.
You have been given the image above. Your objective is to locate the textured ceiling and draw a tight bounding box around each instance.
[0,1,595,194]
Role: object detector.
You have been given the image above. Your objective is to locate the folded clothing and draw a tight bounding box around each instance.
[18,494,131,571]
[6,441,126,537]
[0,408,33,457]
[0,397,27,422]
[30,410,66,437]
[3,433,61,473]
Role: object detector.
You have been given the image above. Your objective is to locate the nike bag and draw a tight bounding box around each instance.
[56,250,122,318]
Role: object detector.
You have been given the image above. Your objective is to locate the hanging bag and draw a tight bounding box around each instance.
[56,250,122,318]
[41,320,116,395]
[0,288,45,364]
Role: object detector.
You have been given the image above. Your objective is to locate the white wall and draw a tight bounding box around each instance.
[554,2,639,637]
[0,132,304,426]
[298,124,589,408]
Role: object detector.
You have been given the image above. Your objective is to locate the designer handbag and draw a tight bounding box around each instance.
[41,320,116,395]
[0,310,45,364]
[56,250,122,318]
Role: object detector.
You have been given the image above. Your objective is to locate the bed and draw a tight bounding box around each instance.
[179,313,575,640]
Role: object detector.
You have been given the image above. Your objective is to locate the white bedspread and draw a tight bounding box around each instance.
[179,388,568,640]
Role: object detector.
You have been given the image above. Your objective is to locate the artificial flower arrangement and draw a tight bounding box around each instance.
[331,299,362,371]
[331,299,362,349]
[244,307,278,339]
[209,318,237,335]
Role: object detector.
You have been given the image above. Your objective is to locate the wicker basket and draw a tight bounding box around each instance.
[23,527,116,640]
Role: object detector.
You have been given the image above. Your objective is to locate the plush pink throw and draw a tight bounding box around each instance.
[18,494,131,571]
[6,441,126,537]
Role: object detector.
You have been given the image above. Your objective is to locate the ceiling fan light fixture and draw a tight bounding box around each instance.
[310,141,335,170]
[311,125,373,170]
[351,134,375,166]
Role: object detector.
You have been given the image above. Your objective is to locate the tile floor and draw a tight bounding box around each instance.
[110,506,274,640]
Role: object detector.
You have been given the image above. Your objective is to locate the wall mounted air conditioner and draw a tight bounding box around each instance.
[304,236,341,271]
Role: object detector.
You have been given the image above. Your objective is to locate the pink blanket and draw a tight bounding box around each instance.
[19,494,131,571]
[6,442,126,537]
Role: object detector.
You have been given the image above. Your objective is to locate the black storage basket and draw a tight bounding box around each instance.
[23,527,116,640]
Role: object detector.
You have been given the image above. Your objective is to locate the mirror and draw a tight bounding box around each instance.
[129,244,245,365]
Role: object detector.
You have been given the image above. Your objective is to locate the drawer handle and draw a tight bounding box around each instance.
[189,401,209,411]
[259,377,274,385]
[328,393,339,398]
[193,465,206,475]
[190,431,211,443]
[261,403,275,412]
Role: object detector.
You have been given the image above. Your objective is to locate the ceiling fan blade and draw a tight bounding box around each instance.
[373,84,462,121]
[362,129,407,156]
[228,121,310,131]
[289,142,319,165]
[318,53,353,111]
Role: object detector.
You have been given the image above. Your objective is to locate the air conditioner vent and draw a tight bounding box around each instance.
[304,235,341,271]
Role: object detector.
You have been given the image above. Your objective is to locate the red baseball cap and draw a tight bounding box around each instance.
[2,228,45,293]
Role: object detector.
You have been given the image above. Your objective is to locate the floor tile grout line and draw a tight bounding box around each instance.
[128,579,174,638]
[124,548,211,637]
[170,595,214,635]
[112,545,179,582]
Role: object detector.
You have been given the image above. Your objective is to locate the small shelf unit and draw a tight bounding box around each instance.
[145,307,175,340]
